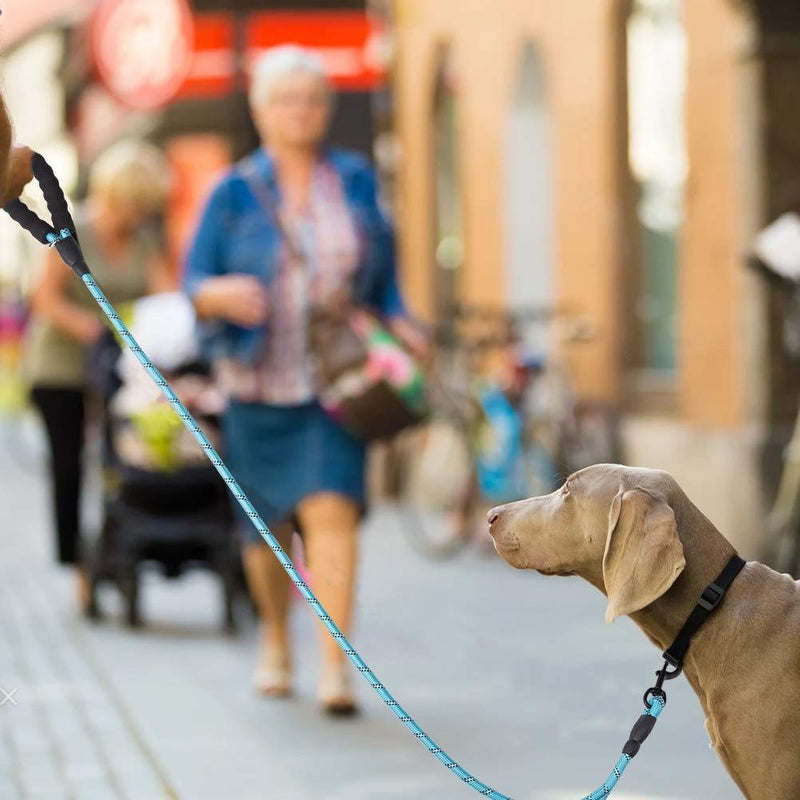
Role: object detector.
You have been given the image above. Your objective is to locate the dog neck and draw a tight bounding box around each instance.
[583,499,737,653]
[631,502,737,653]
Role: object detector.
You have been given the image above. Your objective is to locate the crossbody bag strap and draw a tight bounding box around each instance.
[238,158,305,263]
[239,158,362,315]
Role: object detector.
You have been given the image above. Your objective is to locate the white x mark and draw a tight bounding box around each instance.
[0,688,17,707]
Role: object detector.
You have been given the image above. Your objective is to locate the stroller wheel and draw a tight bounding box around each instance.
[84,577,102,622]
[82,552,103,622]
[120,568,141,628]
[221,560,238,635]
[223,594,237,635]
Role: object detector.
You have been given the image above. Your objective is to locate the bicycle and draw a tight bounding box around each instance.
[398,304,622,560]
[764,405,800,575]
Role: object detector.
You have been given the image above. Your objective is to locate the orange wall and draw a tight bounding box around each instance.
[394,0,755,425]
[394,0,622,401]
[680,0,749,428]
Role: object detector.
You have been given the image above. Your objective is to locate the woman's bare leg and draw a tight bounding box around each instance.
[241,523,294,695]
[296,492,360,712]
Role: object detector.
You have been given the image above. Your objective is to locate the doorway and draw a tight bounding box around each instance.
[504,42,555,357]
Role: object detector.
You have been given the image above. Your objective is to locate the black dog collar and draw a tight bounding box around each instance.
[662,554,747,673]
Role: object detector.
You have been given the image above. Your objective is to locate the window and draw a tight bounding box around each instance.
[627,0,687,376]
[504,42,554,357]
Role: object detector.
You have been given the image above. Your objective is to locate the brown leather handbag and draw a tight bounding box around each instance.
[307,304,368,385]
[309,307,427,440]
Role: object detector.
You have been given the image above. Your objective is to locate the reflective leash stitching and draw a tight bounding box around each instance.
[80,271,513,800]
[581,696,665,800]
[3,152,668,798]
[82,269,663,800]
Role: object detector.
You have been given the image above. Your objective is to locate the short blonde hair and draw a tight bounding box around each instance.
[248,45,332,111]
[88,140,171,214]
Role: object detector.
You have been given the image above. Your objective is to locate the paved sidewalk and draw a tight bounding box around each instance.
[0,567,168,800]
[0,420,741,800]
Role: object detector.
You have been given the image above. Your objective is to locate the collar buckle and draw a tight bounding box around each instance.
[698,582,724,612]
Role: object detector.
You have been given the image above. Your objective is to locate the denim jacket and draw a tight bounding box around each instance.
[183,147,405,364]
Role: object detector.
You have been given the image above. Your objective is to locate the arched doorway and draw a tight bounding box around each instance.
[504,42,555,357]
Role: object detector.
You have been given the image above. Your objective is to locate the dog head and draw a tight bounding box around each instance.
[487,464,686,622]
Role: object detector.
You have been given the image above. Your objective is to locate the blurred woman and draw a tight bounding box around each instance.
[184,46,424,713]
[26,141,173,608]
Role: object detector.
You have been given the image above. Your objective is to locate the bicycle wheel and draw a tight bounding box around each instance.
[399,419,478,560]
[521,438,558,497]
[774,522,800,577]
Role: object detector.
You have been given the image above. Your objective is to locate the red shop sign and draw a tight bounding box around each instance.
[245,11,387,92]
[91,0,195,111]
[178,13,237,100]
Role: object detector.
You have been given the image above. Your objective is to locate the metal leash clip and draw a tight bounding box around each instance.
[643,656,681,709]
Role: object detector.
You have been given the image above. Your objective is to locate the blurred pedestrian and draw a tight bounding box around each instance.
[184,46,424,714]
[25,140,173,609]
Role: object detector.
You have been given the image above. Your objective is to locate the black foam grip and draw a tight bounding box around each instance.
[622,714,658,758]
[30,152,75,235]
[2,198,53,244]
[3,153,90,278]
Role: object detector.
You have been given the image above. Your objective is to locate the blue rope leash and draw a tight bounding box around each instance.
[8,207,665,799]
[79,271,513,800]
[581,695,665,800]
[82,269,666,800]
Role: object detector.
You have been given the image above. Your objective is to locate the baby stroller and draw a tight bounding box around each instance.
[85,293,241,630]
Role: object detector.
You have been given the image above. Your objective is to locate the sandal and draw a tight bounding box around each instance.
[318,664,358,717]
[253,645,292,698]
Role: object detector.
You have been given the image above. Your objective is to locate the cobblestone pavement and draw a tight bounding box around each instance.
[0,418,741,800]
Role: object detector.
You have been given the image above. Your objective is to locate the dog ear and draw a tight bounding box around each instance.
[603,488,685,623]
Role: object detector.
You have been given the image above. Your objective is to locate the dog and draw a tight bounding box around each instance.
[487,464,800,800]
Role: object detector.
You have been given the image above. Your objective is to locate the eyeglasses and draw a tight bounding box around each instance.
[270,91,329,110]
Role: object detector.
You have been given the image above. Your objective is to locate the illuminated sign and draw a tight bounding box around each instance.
[91,0,194,110]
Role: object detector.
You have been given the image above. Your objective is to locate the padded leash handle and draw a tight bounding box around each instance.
[2,152,90,277]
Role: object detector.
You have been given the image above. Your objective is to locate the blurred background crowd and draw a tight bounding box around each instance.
[4,0,800,562]
[1,1,799,797]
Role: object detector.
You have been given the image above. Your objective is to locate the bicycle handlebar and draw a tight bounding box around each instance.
[445,303,558,324]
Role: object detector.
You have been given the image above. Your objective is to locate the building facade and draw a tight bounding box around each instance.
[392,0,773,554]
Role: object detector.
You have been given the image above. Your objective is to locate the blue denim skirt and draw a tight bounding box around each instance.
[222,400,366,541]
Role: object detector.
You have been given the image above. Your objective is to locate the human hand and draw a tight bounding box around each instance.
[194,274,269,328]
[78,315,105,346]
[0,146,33,206]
